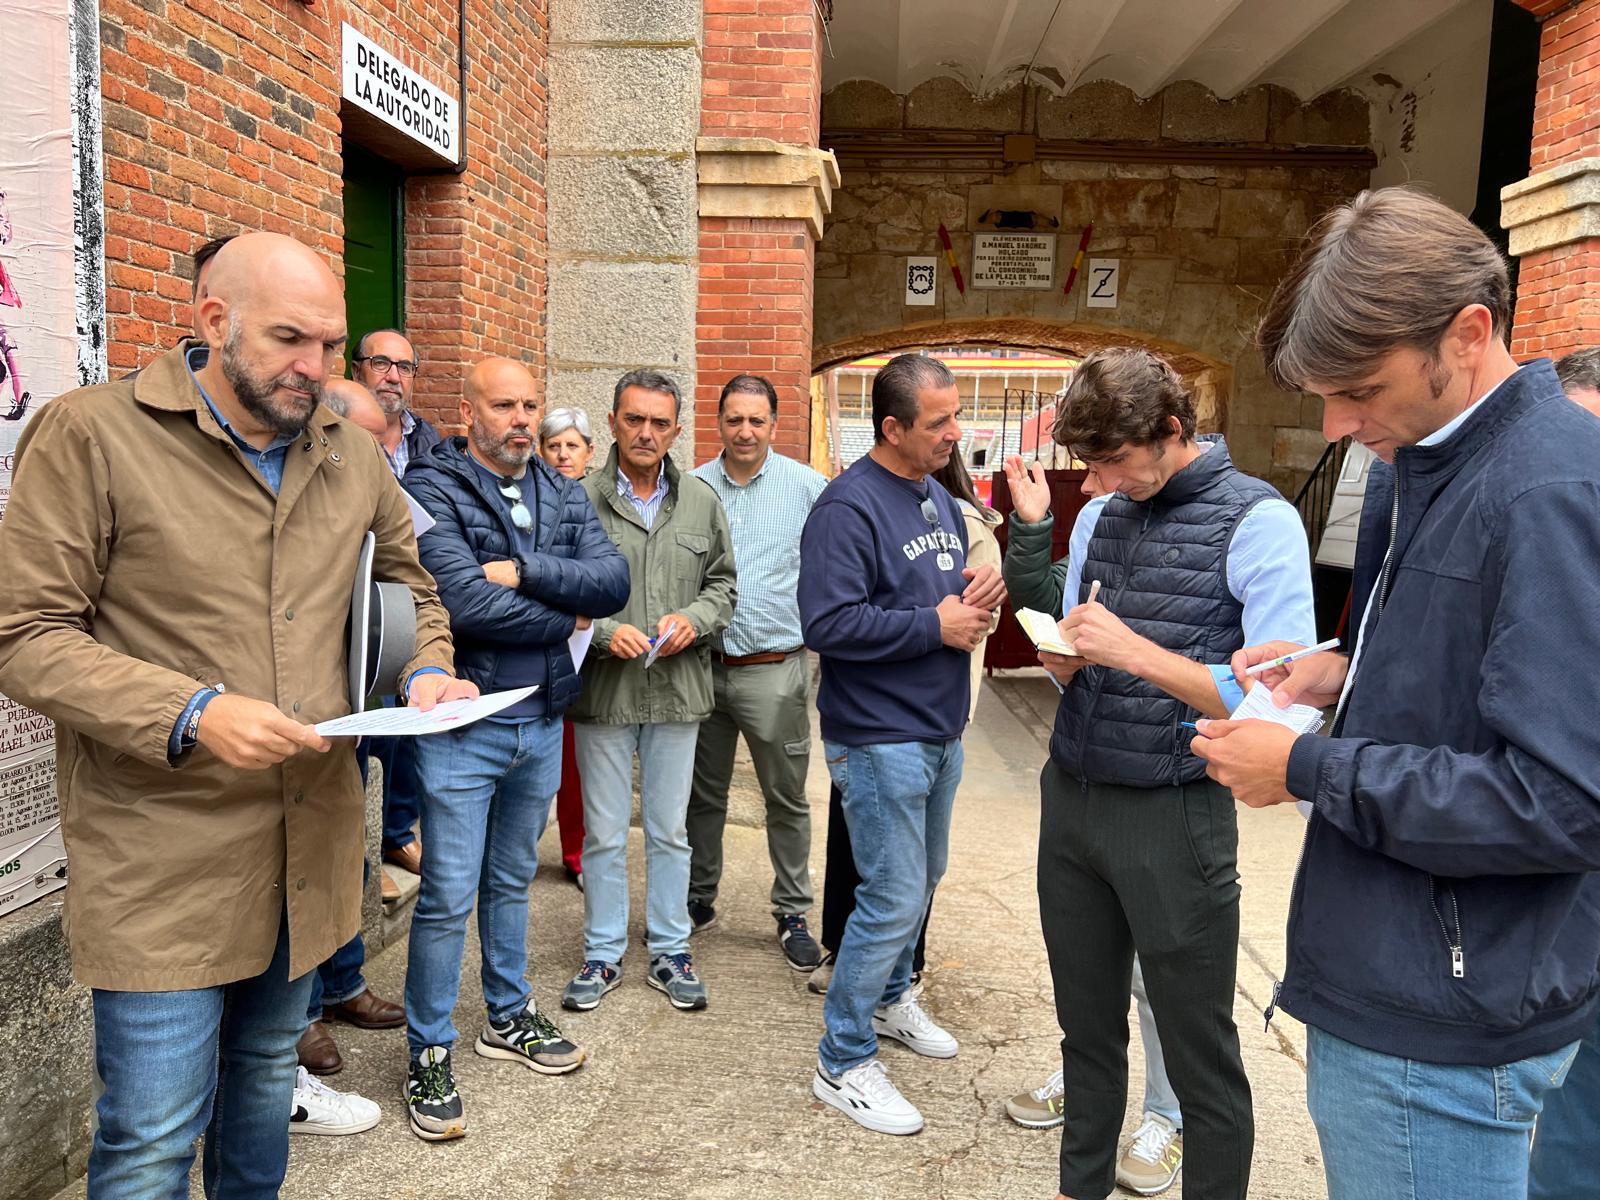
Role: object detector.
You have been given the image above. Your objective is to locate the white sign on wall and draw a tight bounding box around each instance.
[1084,258,1120,308]
[972,233,1054,290]
[341,23,460,164]
[904,256,937,306]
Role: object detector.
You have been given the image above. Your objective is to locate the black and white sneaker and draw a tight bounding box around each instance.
[777,914,822,970]
[405,1046,466,1141]
[290,1066,381,1136]
[811,1057,924,1135]
[475,1003,586,1075]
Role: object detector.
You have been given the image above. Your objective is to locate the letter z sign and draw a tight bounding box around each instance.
[1084,259,1119,309]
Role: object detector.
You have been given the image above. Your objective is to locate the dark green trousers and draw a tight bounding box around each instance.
[1038,760,1254,1200]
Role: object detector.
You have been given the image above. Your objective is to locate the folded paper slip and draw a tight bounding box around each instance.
[1015,607,1079,656]
[1230,682,1325,735]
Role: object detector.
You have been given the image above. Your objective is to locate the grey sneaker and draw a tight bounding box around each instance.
[405,1046,466,1142]
[647,952,708,1010]
[561,960,622,1012]
[475,1003,586,1075]
[807,950,836,995]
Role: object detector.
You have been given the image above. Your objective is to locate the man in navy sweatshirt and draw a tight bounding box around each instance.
[1196,187,1600,1200]
[798,353,1005,1136]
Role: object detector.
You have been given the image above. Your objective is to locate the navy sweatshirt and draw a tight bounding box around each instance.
[798,455,970,746]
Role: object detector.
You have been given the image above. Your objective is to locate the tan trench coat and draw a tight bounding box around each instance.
[0,342,454,989]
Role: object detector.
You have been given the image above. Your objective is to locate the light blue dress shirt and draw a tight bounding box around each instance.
[618,461,671,529]
[693,449,827,656]
[1062,450,1317,712]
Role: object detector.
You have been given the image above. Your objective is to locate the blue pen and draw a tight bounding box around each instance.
[1179,721,1199,730]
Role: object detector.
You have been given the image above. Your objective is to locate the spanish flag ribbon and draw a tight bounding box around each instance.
[1063,223,1094,296]
[936,223,965,295]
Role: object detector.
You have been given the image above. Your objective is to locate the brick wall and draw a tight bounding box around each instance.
[1511,0,1600,359]
[702,0,820,145]
[696,1,824,466]
[695,220,816,462]
[96,0,548,431]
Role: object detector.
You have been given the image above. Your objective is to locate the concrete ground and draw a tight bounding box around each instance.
[53,670,1325,1200]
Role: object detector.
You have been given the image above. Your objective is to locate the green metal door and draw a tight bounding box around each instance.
[342,146,404,355]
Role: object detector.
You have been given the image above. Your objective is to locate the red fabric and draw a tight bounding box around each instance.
[557,719,584,874]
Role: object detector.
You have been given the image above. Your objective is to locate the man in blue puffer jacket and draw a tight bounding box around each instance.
[397,358,630,1143]
[1194,186,1600,1200]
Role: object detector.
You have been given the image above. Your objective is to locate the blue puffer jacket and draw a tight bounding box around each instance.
[403,439,630,716]
[1279,360,1600,1066]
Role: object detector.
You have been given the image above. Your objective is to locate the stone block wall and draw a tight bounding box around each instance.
[96,0,551,432]
[545,0,701,459]
[815,77,1373,496]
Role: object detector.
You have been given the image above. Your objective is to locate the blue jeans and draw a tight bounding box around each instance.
[818,737,962,1077]
[1308,1024,1581,1200]
[89,910,310,1199]
[573,720,700,963]
[1529,1007,1600,1199]
[1132,955,1182,1128]
[371,722,421,852]
[406,715,562,1054]
[307,860,369,1022]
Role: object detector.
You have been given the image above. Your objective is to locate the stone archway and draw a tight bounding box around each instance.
[812,316,1232,433]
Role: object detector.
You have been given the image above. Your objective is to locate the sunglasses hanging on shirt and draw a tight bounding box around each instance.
[498,479,534,532]
[921,496,955,572]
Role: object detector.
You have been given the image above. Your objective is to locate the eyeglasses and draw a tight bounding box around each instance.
[920,497,941,528]
[498,480,534,532]
[353,354,419,378]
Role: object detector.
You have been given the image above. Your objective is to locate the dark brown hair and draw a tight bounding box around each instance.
[931,452,980,508]
[1051,348,1194,461]
[1258,186,1511,392]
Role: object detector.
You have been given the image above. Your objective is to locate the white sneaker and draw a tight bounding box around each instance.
[1116,1113,1184,1195]
[812,1058,924,1135]
[872,992,958,1058]
[290,1066,381,1135]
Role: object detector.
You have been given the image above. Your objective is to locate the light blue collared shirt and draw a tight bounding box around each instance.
[693,448,828,655]
[1063,448,1317,711]
[618,461,671,529]
[184,347,299,493]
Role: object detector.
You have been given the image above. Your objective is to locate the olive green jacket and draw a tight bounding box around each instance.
[569,447,737,724]
[1002,511,1072,615]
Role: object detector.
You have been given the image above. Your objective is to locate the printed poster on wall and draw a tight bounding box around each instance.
[0,0,104,913]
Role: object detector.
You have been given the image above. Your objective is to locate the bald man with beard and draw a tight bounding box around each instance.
[397,357,629,1141]
[0,232,476,1194]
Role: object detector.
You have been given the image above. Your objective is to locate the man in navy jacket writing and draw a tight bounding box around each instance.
[1195,187,1600,1200]
[798,353,1005,1136]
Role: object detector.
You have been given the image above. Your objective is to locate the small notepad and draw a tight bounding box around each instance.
[1015,608,1079,656]
[1231,681,1325,735]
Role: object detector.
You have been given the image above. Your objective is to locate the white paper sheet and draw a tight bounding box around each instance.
[315,686,538,737]
[568,624,595,672]
[404,492,436,536]
[1230,682,1325,735]
[644,622,678,669]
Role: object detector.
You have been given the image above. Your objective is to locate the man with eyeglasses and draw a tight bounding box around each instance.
[797,352,1005,1135]
[351,329,440,478]
[397,357,630,1142]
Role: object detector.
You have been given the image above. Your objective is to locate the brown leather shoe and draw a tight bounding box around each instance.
[383,839,423,876]
[324,986,406,1030]
[381,869,401,902]
[297,1021,343,1075]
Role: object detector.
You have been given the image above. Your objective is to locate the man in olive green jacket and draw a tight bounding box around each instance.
[563,369,736,1014]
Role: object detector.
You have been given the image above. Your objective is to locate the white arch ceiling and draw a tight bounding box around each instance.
[821,0,1480,101]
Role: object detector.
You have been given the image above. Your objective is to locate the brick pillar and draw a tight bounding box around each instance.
[694,1,836,466]
[1503,0,1600,359]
